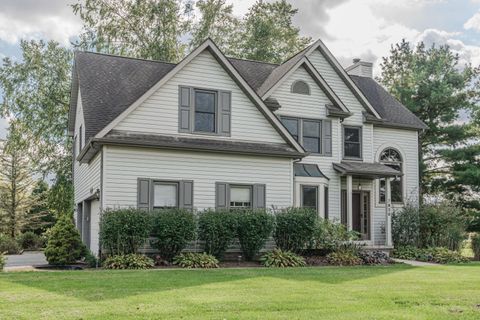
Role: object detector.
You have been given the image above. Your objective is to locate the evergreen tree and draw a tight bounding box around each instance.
[379,40,480,209]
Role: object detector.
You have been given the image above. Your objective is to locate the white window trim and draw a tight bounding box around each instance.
[294,176,329,218]
[374,144,407,208]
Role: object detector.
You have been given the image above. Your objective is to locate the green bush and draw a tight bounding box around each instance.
[0,234,21,254]
[18,231,44,250]
[44,215,87,265]
[472,234,480,261]
[197,209,237,258]
[393,246,469,264]
[84,251,99,268]
[274,208,317,253]
[100,208,151,255]
[236,210,274,261]
[392,204,420,247]
[260,249,306,267]
[0,253,5,271]
[150,209,196,261]
[326,242,363,266]
[173,252,219,268]
[419,204,466,251]
[309,218,358,253]
[103,254,154,269]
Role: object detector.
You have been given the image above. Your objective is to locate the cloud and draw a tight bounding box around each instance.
[464,11,480,32]
[0,0,81,45]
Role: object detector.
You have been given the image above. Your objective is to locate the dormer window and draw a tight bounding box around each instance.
[291,80,310,95]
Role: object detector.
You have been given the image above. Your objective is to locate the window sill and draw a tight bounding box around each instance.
[342,156,363,161]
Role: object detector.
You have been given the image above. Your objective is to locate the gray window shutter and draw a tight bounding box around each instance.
[179,180,194,211]
[218,91,231,135]
[137,178,151,210]
[216,182,229,209]
[253,184,266,209]
[322,120,332,156]
[179,86,192,132]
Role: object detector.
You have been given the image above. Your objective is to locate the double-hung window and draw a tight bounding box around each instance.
[343,126,362,159]
[194,89,216,133]
[301,185,318,212]
[153,182,178,209]
[229,185,252,209]
[280,117,330,155]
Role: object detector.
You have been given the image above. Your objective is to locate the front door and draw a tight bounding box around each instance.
[341,191,370,240]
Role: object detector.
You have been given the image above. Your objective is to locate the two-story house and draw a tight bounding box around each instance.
[68,39,426,256]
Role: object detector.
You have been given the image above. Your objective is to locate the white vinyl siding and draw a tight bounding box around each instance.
[102,146,292,210]
[115,50,285,144]
[73,89,102,204]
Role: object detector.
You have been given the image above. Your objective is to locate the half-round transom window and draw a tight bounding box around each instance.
[379,148,403,203]
[291,80,310,95]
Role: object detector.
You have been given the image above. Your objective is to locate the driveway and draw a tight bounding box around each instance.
[5,251,47,268]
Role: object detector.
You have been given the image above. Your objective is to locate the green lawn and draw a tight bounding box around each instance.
[1,264,480,319]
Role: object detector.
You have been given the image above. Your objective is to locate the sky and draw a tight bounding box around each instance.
[1,0,480,139]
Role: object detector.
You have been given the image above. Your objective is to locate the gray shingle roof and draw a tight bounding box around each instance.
[333,161,402,178]
[294,163,329,179]
[69,47,426,143]
[350,75,427,130]
[78,130,304,163]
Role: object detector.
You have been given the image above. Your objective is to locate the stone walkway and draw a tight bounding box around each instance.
[393,258,440,266]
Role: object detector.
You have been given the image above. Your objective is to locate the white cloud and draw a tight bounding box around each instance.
[0,0,81,45]
[464,11,480,32]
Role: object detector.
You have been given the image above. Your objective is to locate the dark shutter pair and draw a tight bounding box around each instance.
[137,178,193,211]
[215,183,266,210]
[179,86,231,135]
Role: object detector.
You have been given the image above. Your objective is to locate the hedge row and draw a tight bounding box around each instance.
[100,207,354,262]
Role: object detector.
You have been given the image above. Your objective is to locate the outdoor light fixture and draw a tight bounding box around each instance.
[358,182,362,191]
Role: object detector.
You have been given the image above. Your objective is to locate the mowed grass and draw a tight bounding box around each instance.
[1,264,480,319]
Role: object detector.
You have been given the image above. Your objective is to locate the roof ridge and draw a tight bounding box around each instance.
[226,56,279,66]
[75,50,177,65]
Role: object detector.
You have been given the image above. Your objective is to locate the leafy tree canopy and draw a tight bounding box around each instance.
[379,40,480,208]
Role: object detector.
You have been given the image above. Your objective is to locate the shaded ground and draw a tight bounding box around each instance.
[4,252,47,268]
[0,263,479,319]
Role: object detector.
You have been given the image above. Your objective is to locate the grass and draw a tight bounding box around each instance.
[1,264,480,319]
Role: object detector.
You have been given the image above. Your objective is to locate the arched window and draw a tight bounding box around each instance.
[291,80,310,95]
[379,148,403,203]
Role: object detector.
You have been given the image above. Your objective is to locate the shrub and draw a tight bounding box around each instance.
[236,209,274,261]
[359,251,391,265]
[18,232,43,250]
[150,209,196,261]
[274,208,317,253]
[0,234,21,254]
[173,252,219,268]
[392,204,420,247]
[326,251,363,266]
[84,251,99,268]
[0,253,5,271]
[100,208,151,255]
[197,209,237,258]
[309,218,358,253]
[44,215,87,265]
[419,203,466,251]
[103,254,154,269]
[393,246,469,264]
[472,234,480,261]
[260,249,306,267]
[326,242,363,266]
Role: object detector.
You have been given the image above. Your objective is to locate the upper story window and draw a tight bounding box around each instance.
[179,86,231,136]
[280,116,332,156]
[343,126,362,159]
[379,148,403,203]
[194,89,216,133]
[291,80,310,95]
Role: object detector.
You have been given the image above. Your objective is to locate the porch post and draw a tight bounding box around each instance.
[319,184,326,219]
[346,175,353,231]
[385,177,393,247]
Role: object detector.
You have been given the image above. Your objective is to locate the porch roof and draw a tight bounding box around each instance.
[333,161,402,178]
[294,163,329,179]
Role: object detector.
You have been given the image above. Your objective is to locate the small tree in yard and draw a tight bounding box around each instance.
[44,214,87,265]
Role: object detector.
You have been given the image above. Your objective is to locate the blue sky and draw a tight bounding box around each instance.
[1,0,480,139]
